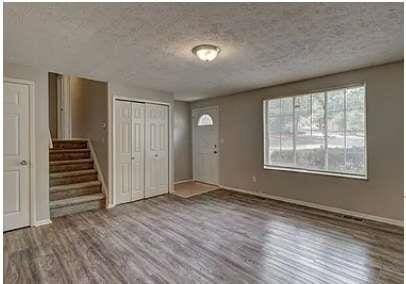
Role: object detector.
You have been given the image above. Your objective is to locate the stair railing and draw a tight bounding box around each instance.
[49,129,53,149]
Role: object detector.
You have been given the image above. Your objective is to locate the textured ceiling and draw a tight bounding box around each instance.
[4,3,403,101]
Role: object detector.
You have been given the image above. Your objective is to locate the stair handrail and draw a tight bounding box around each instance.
[49,129,53,149]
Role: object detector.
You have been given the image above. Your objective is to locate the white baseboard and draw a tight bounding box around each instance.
[34,219,52,227]
[174,179,193,185]
[106,203,116,209]
[220,184,403,227]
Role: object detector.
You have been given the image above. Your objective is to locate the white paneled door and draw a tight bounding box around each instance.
[145,104,169,198]
[4,81,31,231]
[115,100,133,204]
[193,106,219,185]
[131,102,146,200]
[114,100,168,205]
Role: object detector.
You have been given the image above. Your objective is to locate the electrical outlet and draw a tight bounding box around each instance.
[252,176,257,182]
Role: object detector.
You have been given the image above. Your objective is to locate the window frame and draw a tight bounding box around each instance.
[263,83,368,180]
[197,113,214,126]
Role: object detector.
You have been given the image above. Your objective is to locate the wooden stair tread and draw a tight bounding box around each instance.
[50,181,101,192]
[49,139,103,217]
[52,139,87,143]
[50,193,104,209]
[50,159,93,165]
[50,149,90,153]
[50,169,97,178]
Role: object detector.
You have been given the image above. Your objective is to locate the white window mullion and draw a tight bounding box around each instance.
[263,101,269,165]
[279,99,282,156]
[293,97,297,166]
[310,94,313,136]
[344,88,348,169]
[324,92,328,170]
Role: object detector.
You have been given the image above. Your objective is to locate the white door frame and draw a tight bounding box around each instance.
[192,105,220,185]
[4,77,37,227]
[110,96,173,207]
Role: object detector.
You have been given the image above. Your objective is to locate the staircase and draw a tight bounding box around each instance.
[49,140,105,218]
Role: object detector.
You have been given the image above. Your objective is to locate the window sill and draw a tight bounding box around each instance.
[263,165,368,180]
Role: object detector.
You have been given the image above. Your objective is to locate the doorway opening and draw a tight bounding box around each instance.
[48,73,108,218]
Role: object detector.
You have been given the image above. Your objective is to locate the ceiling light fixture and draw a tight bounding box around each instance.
[192,44,221,62]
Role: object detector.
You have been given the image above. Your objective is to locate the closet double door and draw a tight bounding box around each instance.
[115,100,169,205]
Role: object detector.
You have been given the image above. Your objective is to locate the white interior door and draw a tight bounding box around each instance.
[131,102,145,200]
[4,81,31,231]
[114,100,133,204]
[193,106,219,185]
[145,104,169,198]
[57,75,71,139]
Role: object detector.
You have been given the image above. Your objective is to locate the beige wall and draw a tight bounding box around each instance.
[5,60,403,222]
[191,62,404,221]
[4,62,175,221]
[5,62,50,222]
[107,80,175,206]
[174,101,192,182]
[48,72,58,138]
[70,76,108,184]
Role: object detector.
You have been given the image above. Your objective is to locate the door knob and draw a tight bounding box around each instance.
[213,151,218,154]
[154,154,158,158]
[20,160,28,166]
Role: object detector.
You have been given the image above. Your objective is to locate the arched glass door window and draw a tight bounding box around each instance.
[197,114,214,126]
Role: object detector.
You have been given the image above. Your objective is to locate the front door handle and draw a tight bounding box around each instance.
[20,160,28,166]
[213,151,218,154]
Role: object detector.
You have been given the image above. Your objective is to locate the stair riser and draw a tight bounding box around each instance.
[52,141,87,150]
[50,173,98,186]
[50,152,90,161]
[50,199,104,218]
[50,185,101,201]
[50,162,94,173]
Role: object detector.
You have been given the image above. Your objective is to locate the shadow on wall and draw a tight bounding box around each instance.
[174,101,193,182]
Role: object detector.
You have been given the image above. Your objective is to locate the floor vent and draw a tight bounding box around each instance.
[341,214,364,222]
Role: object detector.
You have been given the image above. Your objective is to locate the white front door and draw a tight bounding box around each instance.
[4,81,31,231]
[145,104,169,198]
[193,106,219,185]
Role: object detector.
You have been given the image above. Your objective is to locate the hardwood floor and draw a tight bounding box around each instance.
[4,189,403,283]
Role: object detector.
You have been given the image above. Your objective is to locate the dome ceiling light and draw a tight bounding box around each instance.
[192,44,221,62]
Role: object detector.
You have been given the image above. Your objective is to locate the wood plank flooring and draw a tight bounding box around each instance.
[4,189,404,283]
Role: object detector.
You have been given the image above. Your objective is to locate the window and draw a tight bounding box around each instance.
[198,114,214,126]
[263,85,366,179]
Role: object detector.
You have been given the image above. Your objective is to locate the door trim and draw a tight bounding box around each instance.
[110,96,173,207]
[4,77,36,227]
[192,105,220,186]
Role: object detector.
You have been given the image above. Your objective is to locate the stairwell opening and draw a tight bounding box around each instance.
[48,73,108,218]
